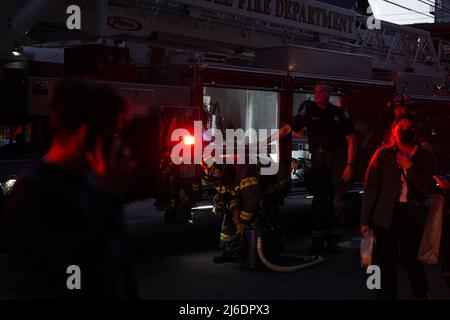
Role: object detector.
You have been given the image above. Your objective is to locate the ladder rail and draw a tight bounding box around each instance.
[108,1,448,75]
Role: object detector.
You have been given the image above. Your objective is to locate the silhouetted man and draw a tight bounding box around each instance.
[3,79,138,299]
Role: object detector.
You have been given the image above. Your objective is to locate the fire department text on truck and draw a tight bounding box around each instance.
[190,0,355,34]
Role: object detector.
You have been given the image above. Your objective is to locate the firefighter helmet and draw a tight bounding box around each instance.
[390,92,412,108]
[201,159,225,185]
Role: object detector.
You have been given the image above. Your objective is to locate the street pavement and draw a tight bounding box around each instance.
[1,190,450,300]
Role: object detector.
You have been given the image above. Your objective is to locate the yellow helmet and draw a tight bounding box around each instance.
[201,159,225,185]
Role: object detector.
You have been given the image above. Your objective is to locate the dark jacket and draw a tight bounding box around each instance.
[361,145,437,229]
[2,161,138,299]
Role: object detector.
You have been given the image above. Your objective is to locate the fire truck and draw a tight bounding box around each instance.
[1,0,450,206]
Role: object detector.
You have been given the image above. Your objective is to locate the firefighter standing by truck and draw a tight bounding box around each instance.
[274,83,357,254]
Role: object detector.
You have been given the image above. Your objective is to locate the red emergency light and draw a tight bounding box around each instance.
[183,135,195,145]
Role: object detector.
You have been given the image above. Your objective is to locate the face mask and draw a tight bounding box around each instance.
[398,129,416,145]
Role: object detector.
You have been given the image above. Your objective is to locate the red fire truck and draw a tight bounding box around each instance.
[1,0,450,206]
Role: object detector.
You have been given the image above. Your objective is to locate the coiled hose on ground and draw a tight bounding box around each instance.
[257,236,325,272]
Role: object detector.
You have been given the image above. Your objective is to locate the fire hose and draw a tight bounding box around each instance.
[256,236,325,272]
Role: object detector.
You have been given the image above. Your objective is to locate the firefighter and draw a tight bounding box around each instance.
[384,92,431,150]
[201,158,261,263]
[202,155,291,262]
[258,163,291,253]
[159,151,201,223]
[383,92,413,146]
[273,83,357,254]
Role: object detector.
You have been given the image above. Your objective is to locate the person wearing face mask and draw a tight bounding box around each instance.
[2,80,138,299]
[361,113,437,300]
[383,92,431,150]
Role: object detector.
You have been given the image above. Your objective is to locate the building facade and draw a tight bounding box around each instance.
[434,0,450,23]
